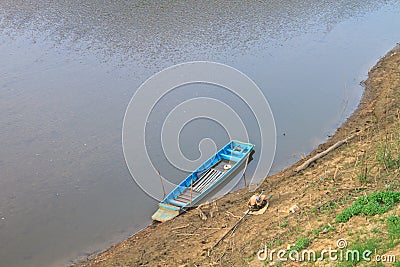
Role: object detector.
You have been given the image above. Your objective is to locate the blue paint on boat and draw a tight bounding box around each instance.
[152,140,254,222]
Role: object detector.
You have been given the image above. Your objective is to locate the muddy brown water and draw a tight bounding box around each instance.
[0,1,399,266]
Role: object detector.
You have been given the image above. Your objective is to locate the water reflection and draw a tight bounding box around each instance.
[0,0,394,65]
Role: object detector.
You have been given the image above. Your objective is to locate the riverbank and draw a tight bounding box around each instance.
[75,44,400,266]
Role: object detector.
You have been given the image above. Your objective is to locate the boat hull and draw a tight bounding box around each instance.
[152,140,254,222]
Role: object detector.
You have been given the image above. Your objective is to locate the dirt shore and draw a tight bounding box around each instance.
[75,44,400,267]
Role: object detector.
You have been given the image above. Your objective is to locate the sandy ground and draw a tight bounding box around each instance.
[74,44,400,267]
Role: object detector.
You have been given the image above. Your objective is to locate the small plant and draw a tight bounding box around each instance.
[280,219,288,228]
[325,224,335,231]
[357,151,369,183]
[371,227,381,234]
[312,229,319,237]
[387,215,400,247]
[290,237,312,251]
[311,206,317,213]
[377,144,400,170]
[267,239,283,248]
[335,191,400,223]
[376,136,400,170]
[244,256,254,262]
[313,201,339,215]
[313,224,335,237]
[357,172,368,183]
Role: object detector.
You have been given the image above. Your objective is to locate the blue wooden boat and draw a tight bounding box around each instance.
[152,140,254,222]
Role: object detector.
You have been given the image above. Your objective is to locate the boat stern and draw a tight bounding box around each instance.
[151,203,181,222]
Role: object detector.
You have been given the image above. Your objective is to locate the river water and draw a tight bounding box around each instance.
[0,1,399,266]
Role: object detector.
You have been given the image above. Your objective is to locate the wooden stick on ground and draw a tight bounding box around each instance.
[176,233,199,236]
[200,227,221,230]
[171,224,190,231]
[295,135,355,172]
[225,211,241,218]
[209,209,250,252]
[209,191,264,253]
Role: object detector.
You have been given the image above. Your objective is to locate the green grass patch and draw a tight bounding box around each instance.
[244,256,254,262]
[335,191,400,223]
[290,237,312,252]
[371,227,381,234]
[377,143,400,170]
[340,238,382,266]
[320,201,338,214]
[387,215,400,247]
[280,219,288,228]
[313,224,335,237]
[266,239,283,248]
